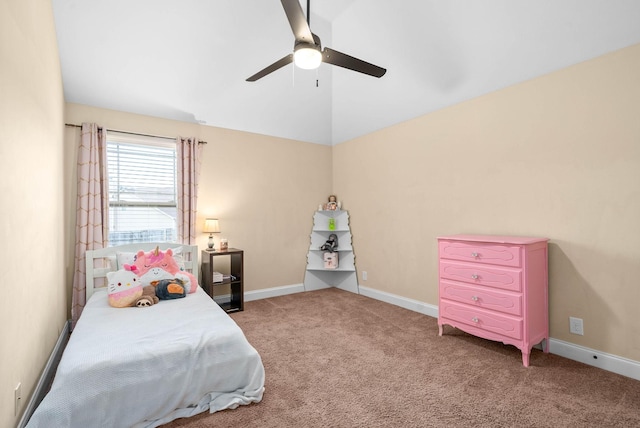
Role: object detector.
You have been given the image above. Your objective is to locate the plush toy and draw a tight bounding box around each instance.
[324,195,338,211]
[133,285,159,307]
[133,247,198,294]
[152,278,187,300]
[131,247,172,279]
[132,247,177,287]
[107,268,143,308]
[173,270,198,294]
[157,249,198,294]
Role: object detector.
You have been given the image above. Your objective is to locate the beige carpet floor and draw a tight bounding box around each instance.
[163,288,640,428]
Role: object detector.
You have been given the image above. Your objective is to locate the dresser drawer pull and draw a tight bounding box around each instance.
[471,317,479,323]
[471,296,479,301]
[471,252,479,257]
[471,274,479,280]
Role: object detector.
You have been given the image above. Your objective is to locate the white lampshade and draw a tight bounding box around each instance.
[294,47,322,70]
[204,219,220,251]
[203,219,220,234]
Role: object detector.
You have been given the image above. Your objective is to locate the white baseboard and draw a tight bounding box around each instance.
[358,285,439,318]
[244,284,640,381]
[18,320,71,428]
[548,338,640,381]
[244,283,305,301]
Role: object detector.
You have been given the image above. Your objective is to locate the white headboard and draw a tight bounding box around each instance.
[85,243,199,300]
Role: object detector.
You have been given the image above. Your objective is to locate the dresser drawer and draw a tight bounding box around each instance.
[439,279,523,316]
[440,260,522,292]
[439,240,521,267]
[440,301,523,340]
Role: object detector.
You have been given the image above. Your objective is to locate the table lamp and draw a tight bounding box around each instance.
[203,218,220,251]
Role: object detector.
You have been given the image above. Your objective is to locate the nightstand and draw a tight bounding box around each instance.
[201,249,244,312]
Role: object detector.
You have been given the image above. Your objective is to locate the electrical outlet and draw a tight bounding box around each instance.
[362,271,367,281]
[14,382,21,416]
[569,317,584,335]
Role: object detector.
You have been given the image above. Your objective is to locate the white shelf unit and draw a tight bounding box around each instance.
[304,209,359,294]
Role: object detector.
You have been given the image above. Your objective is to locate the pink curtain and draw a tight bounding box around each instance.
[176,137,204,244]
[71,123,108,325]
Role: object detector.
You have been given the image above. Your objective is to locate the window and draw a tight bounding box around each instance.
[107,133,177,246]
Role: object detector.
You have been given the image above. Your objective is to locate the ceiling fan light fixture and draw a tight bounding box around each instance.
[294,46,322,70]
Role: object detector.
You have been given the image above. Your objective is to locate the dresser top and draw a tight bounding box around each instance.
[437,234,548,245]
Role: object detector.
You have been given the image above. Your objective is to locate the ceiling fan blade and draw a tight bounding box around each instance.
[280,0,314,44]
[246,54,294,82]
[322,47,386,78]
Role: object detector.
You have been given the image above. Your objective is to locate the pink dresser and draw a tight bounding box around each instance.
[437,235,549,367]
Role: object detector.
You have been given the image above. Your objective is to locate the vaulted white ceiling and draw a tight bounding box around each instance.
[52,0,640,145]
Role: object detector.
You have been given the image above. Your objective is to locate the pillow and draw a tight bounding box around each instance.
[106,269,143,308]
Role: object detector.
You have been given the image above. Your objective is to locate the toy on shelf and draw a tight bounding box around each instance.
[322,195,342,211]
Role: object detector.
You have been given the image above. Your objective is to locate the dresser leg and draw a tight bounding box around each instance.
[438,324,443,336]
[521,351,530,367]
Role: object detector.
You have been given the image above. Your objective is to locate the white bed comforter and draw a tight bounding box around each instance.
[26,288,265,428]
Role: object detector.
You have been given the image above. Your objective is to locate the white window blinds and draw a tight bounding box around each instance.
[107,133,177,246]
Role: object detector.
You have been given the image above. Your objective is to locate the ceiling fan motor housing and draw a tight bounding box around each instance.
[293,35,322,69]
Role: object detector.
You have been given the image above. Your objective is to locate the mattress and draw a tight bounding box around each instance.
[26,287,265,428]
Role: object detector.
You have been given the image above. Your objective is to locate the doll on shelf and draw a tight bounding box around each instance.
[320,234,339,252]
[324,195,339,211]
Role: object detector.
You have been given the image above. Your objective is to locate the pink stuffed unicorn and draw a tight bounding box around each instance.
[129,247,198,293]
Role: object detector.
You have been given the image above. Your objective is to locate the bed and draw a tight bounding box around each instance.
[26,243,265,428]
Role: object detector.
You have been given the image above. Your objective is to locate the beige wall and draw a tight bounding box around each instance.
[64,104,333,295]
[334,43,640,362]
[0,1,66,427]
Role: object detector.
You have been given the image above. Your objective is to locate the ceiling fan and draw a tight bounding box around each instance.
[246,0,386,82]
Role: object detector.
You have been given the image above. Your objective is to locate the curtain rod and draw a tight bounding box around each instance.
[64,123,207,144]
